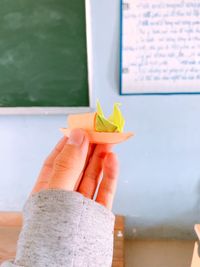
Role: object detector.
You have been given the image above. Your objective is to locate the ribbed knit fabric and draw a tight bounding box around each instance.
[1,190,115,267]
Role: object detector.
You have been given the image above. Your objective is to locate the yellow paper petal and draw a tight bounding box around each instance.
[95,114,118,132]
[108,103,125,132]
[96,100,104,117]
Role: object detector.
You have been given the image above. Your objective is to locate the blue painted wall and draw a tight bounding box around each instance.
[0,0,200,239]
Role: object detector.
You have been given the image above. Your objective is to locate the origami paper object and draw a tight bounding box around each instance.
[60,101,133,144]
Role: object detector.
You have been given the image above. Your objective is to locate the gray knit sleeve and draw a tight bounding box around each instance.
[1,190,115,267]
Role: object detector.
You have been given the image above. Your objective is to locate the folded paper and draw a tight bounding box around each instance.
[95,101,125,133]
[60,101,134,144]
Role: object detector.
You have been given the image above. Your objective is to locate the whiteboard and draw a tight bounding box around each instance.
[120,0,200,95]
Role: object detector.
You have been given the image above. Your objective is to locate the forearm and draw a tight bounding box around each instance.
[1,190,115,267]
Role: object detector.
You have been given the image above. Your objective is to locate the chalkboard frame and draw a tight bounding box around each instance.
[0,0,92,115]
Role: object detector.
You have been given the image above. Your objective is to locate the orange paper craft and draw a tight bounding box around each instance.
[60,112,133,144]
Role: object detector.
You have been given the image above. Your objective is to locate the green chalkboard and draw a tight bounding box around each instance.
[0,0,89,108]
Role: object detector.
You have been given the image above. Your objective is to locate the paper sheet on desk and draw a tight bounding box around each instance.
[121,0,200,93]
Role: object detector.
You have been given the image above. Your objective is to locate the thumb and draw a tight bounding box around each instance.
[49,129,89,191]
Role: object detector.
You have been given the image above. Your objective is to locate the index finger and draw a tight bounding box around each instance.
[96,152,119,210]
[77,144,113,198]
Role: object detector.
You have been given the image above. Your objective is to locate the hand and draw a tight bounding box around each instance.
[31,129,119,210]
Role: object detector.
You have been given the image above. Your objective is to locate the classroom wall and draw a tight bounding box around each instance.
[0,0,200,239]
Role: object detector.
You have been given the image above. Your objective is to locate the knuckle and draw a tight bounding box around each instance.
[80,189,92,198]
[43,160,53,169]
[54,149,79,170]
[85,170,99,181]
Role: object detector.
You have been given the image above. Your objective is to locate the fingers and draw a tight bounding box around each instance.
[96,153,119,210]
[78,144,112,198]
[32,130,118,211]
[74,144,96,190]
[49,129,89,191]
[31,136,67,194]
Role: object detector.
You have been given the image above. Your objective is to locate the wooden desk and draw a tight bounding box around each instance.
[191,224,200,267]
[0,212,125,266]
[112,215,125,267]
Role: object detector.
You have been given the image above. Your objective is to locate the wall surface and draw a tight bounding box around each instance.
[0,0,200,239]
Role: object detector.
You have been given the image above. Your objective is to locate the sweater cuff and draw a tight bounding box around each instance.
[14,190,115,267]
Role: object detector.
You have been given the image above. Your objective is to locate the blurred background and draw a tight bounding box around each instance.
[0,1,200,266]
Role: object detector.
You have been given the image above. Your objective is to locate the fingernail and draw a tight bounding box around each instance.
[68,129,85,146]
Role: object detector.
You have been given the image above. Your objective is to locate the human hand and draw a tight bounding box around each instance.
[31,129,119,210]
